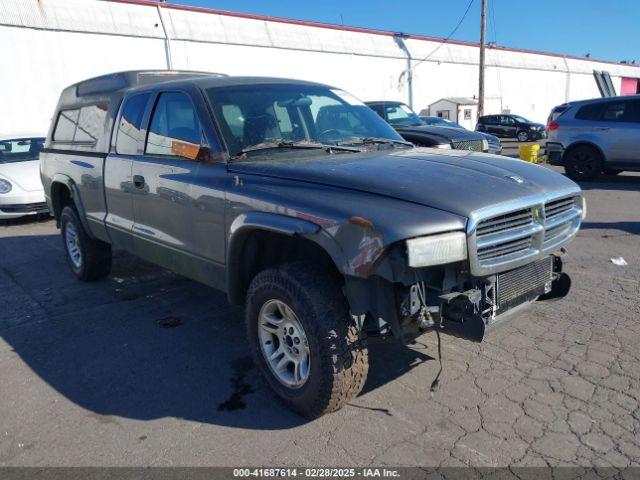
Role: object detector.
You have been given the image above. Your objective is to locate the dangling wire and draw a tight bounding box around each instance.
[429,326,443,394]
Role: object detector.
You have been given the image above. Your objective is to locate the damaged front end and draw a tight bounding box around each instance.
[343,191,582,343]
[344,248,571,344]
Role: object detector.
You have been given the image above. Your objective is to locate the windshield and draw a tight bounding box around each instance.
[511,115,531,123]
[206,84,405,158]
[0,138,44,164]
[384,103,423,127]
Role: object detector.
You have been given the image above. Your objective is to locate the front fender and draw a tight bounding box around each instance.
[226,211,349,303]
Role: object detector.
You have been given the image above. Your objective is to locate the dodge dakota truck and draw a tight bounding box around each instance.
[41,71,584,418]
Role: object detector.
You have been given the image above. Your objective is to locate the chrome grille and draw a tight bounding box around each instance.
[476,208,533,236]
[497,256,553,311]
[545,197,575,221]
[468,192,583,276]
[452,140,484,152]
[478,236,532,261]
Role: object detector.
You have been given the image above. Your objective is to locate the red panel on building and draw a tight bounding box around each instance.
[621,77,640,95]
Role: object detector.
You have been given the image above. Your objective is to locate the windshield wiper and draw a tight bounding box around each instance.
[337,137,413,148]
[232,140,360,159]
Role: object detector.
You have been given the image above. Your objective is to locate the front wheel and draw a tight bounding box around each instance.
[60,206,112,281]
[517,130,530,142]
[246,262,368,418]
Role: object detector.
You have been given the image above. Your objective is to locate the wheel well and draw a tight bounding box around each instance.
[563,142,604,162]
[228,229,340,305]
[50,182,72,224]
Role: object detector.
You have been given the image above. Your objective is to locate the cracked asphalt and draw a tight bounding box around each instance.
[0,167,638,467]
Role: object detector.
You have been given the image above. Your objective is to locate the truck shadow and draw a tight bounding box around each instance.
[0,234,432,430]
[581,221,640,235]
[576,173,640,192]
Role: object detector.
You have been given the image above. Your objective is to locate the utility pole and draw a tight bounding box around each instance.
[478,0,486,119]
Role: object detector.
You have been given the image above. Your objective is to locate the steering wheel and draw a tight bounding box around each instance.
[317,129,343,143]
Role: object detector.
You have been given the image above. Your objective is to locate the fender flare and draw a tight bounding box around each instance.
[50,174,95,239]
[226,211,345,304]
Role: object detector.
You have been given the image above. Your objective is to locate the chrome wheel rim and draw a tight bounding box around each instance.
[65,222,82,269]
[258,299,310,389]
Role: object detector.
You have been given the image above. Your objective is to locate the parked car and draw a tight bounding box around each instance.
[546,95,640,181]
[477,114,547,142]
[42,71,584,418]
[0,134,47,220]
[421,115,502,155]
[366,101,489,152]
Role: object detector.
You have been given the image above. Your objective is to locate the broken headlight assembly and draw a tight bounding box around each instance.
[406,231,467,267]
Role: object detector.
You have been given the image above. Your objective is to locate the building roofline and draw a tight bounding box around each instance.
[104,0,639,70]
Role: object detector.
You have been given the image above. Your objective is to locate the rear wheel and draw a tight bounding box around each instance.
[564,145,602,181]
[246,262,368,418]
[60,206,112,281]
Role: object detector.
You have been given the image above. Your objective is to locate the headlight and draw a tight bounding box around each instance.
[581,197,587,220]
[482,139,489,151]
[434,143,452,149]
[406,231,468,268]
[0,179,12,194]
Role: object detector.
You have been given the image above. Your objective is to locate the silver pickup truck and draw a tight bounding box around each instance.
[41,71,584,418]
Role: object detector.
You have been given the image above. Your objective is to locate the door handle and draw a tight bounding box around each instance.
[595,127,610,131]
[133,175,146,189]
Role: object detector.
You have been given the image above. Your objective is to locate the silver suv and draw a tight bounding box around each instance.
[546,95,640,181]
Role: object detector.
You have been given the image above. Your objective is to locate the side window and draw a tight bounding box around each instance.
[116,93,151,155]
[602,102,626,121]
[146,92,202,158]
[575,103,605,121]
[53,109,80,141]
[53,106,106,144]
[74,105,107,143]
[624,100,640,123]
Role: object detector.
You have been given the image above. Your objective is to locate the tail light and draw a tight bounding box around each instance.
[547,122,559,131]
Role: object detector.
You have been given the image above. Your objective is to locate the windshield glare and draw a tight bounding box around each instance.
[0,138,44,163]
[206,84,404,157]
[385,103,423,126]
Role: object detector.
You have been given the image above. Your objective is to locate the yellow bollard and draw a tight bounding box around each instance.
[518,144,540,163]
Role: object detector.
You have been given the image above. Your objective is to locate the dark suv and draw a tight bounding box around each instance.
[366,101,489,152]
[477,114,547,142]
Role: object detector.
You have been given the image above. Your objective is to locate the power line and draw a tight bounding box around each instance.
[413,0,477,70]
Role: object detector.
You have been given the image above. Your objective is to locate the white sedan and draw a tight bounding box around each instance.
[0,134,48,220]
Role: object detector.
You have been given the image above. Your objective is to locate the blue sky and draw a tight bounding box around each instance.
[170,0,638,63]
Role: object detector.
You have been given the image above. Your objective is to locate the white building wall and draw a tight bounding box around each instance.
[0,0,638,135]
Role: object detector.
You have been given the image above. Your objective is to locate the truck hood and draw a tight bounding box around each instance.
[229,148,580,219]
[395,125,484,143]
[0,160,43,192]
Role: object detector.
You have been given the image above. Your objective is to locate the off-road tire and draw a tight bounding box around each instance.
[564,145,602,181]
[246,262,368,418]
[60,205,112,281]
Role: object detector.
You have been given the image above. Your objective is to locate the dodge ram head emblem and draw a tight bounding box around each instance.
[505,174,525,184]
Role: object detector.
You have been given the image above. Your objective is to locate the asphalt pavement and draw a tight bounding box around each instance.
[0,164,638,467]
